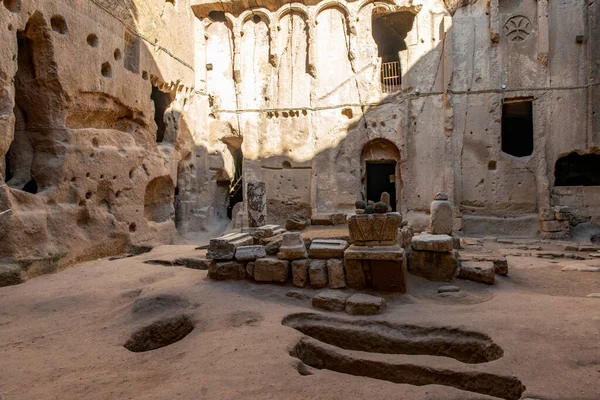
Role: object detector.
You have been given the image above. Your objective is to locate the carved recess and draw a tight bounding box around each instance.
[503,16,531,42]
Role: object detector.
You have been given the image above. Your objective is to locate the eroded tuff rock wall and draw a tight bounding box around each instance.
[0,0,229,270]
[195,0,600,234]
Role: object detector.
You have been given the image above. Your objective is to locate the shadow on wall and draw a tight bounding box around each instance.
[0,1,217,264]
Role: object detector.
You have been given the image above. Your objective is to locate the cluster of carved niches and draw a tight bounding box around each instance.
[266,109,309,118]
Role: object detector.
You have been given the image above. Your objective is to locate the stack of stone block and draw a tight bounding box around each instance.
[540,206,572,239]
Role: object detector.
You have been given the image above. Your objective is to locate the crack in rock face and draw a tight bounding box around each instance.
[283,313,525,400]
[124,315,194,353]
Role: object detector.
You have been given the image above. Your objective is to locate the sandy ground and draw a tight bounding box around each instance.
[1,234,600,400]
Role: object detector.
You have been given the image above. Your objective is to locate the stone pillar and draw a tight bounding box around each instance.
[269,25,278,67]
[247,181,266,227]
[307,19,317,78]
[232,27,242,84]
[537,0,549,66]
[430,192,453,235]
[489,0,500,44]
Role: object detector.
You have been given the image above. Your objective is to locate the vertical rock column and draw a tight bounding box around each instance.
[247,181,266,227]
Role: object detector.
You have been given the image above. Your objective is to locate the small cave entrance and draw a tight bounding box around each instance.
[361,139,401,211]
[371,10,415,93]
[554,152,600,186]
[144,176,175,223]
[501,99,533,157]
[151,86,175,143]
[5,13,64,194]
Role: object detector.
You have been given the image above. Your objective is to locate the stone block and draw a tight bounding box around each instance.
[345,293,386,315]
[311,214,332,226]
[246,262,255,279]
[235,245,266,261]
[285,217,308,231]
[263,234,284,255]
[411,234,454,252]
[291,259,310,288]
[458,261,495,285]
[370,259,406,293]
[458,251,508,276]
[309,239,349,259]
[208,260,246,280]
[430,199,453,235]
[174,257,211,270]
[309,260,328,288]
[207,232,253,260]
[277,232,308,260]
[540,220,569,232]
[327,259,346,289]
[408,250,458,282]
[540,208,555,221]
[399,226,414,248]
[253,258,289,283]
[344,259,366,290]
[286,290,309,300]
[312,289,351,311]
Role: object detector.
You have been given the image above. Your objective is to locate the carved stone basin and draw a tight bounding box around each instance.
[347,212,402,246]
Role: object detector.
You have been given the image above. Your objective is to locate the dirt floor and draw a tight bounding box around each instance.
[1,230,600,400]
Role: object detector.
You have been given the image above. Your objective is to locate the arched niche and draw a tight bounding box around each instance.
[360,139,401,211]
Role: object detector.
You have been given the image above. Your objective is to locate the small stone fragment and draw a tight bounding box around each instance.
[365,205,375,214]
[327,259,346,289]
[438,285,460,293]
[286,290,310,300]
[434,192,449,201]
[345,293,386,315]
[285,217,308,231]
[355,200,366,210]
[174,257,211,270]
[246,261,255,279]
[374,201,388,213]
[312,289,351,311]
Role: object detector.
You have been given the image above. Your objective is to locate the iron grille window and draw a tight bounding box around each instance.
[381,61,401,93]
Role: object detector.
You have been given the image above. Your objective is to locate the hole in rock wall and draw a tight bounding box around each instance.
[361,139,400,210]
[124,30,140,73]
[101,62,112,78]
[114,48,122,61]
[151,86,175,143]
[225,143,243,220]
[3,0,21,13]
[367,162,396,211]
[501,99,533,157]
[554,153,600,186]
[50,15,68,34]
[371,10,415,92]
[144,176,175,223]
[208,11,227,22]
[86,34,99,47]
[5,13,65,193]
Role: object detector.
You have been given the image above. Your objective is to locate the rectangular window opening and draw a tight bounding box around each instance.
[501,98,533,157]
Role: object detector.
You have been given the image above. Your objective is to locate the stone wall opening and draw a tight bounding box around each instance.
[144,176,175,223]
[151,86,174,143]
[222,136,243,219]
[501,99,533,157]
[554,152,600,186]
[361,139,401,211]
[371,10,415,92]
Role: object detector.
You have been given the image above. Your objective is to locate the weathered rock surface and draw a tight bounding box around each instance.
[286,290,310,300]
[208,261,246,280]
[458,261,495,285]
[253,258,289,283]
[0,264,24,287]
[411,234,454,252]
[327,259,346,289]
[345,293,386,315]
[312,290,351,311]
[291,259,310,288]
[235,245,266,261]
[309,239,349,259]
[174,257,211,270]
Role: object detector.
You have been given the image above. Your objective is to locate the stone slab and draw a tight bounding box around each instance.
[235,245,266,261]
[344,245,405,261]
[309,260,328,288]
[253,258,290,283]
[309,239,349,259]
[345,293,386,315]
[312,290,351,311]
[458,261,495,285]
[174,257,211,270]
[411,234,454,252]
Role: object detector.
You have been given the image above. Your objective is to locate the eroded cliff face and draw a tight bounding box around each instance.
[0,0,229,272]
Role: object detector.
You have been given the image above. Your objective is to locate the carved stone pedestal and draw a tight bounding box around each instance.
[344,245,406,293]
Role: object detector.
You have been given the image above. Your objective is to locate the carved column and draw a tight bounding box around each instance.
[537,0,549,66]
[268,24,278,67]
[232,28,242,84]
[489,0,500,43]
[307,18,317,78]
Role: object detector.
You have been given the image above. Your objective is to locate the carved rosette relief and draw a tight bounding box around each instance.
[503,15,531,42]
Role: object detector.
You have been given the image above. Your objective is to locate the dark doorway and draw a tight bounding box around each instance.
[366,162,396,211]
[554,152,600,186]
[501,99,533,157]
[226,147,243,219]
[151,86,174,143]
